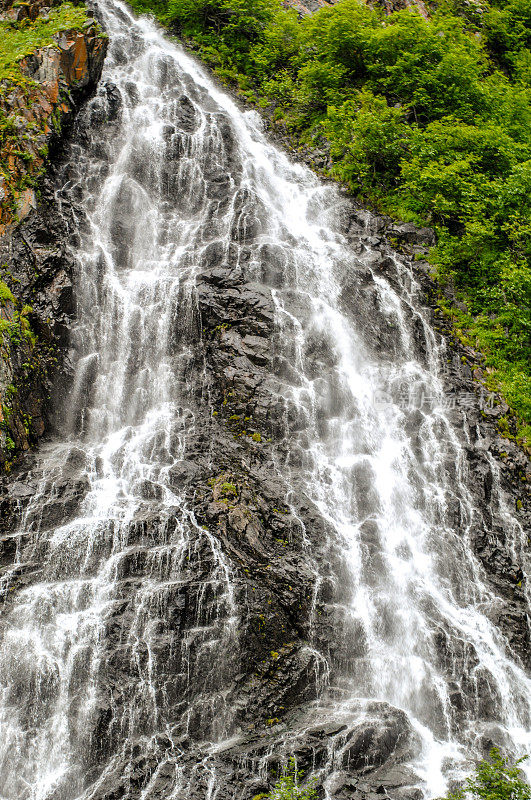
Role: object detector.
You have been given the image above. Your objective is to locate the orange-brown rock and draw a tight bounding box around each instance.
[0,18,107,236]
[0,0,57,22]
[0,3,107,467]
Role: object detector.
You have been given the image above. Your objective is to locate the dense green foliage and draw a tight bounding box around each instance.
[128,0,531,439]
[444,748,530,800]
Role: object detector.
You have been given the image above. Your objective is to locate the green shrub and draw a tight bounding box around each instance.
[257,759,317,800]
[483,0,531,74]
[164,0,280,69]
[443,748,530,800]
[324,89,411,194]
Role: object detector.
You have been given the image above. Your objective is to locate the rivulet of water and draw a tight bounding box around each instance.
[0,1,529,798]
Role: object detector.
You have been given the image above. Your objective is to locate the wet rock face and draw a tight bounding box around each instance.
[0,66,426,798]
[347,213,531,670]
[0,9,107,234]
[283,0,331,16]
[0,4,107,470]
[0,181,77,466]
[0,6,530,800]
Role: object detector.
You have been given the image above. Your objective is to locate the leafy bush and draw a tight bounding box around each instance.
[254,759,317,800]
[443,748,530,800]
[483,0,531,74]
[324,89,410,193]
[164,0,280,68]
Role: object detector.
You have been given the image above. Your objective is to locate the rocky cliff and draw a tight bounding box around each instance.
[0,0,106,470]
[0,2,529,799]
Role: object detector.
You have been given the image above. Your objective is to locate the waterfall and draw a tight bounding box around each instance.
[0,1,529,798]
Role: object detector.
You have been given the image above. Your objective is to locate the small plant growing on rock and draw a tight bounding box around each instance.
[256,758,317,800]
[0,280,15,306]
[442,749,530,800]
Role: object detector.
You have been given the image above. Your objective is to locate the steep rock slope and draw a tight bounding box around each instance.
[0,4,529,798]
[0,0,106,469]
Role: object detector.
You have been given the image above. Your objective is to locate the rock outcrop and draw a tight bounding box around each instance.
[283,0,430,18]
[0,0,107,469]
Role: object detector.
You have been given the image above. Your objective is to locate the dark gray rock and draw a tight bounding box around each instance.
[0,24,529,800]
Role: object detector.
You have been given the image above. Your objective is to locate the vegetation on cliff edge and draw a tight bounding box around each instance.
[444,749,530,800]
[0,2,88,84]
[0,0,101,218]
[251,748,530,800]
[0,0,97,470]
[253,758,317,799]
[127,0,531,444]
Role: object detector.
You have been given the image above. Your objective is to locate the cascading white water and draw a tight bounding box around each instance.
[0,1,529,798]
